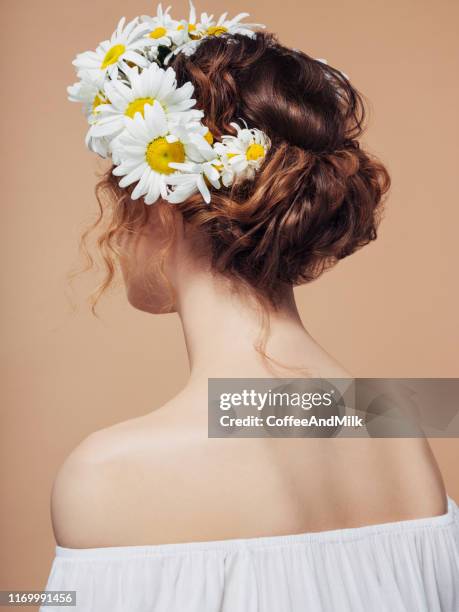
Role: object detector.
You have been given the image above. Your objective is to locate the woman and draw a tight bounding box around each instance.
[42,4,458,611]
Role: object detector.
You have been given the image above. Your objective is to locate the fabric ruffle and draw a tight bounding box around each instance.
[41,497,459,612]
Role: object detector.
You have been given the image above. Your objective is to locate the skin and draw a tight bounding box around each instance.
[51,205,447,548]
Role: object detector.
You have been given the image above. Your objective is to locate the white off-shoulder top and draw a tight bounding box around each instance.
[42,497,459,612]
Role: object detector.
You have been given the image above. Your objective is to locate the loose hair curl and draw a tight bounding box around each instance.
[80,31,390,312]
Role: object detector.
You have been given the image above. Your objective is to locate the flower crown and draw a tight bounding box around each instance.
[68,2,270,205]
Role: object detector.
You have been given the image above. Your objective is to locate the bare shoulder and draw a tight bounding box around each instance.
[50,392,273,548]
[50,405,190,548]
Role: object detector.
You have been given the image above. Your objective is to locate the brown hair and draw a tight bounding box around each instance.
[81,31,390,312]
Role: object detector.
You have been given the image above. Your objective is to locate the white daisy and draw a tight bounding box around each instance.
[215,122,270,181]
[67,70,112,157]
[112,101,211,205]
[170,123,216,160]
[173,2,202,40]
[84,125,110,159]
[214,154,235,188]
[72,17,154,80]
[170,1,264,59]
[209,10,264,38]
[166,161,221,203]
[140,4,181,47]
[67,70,108,119]
[86,64,203,156]
[167,130,221,203]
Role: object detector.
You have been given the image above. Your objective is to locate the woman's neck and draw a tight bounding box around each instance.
[175,270,322,382]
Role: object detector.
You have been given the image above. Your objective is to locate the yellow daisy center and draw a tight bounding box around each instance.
[146,137,185,174]
[101,44,126,69]
[92,92,108,113]
[204,130,214,145]
[206,25,228,36]
[177,23,197,32]
[125,97,155,119]
[149,26,167,39]
[246,143,265,161]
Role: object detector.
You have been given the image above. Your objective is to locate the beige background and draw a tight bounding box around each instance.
[1,0,458,596]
